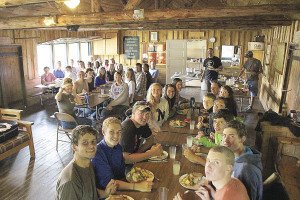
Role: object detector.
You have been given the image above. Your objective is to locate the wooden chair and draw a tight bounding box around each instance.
[54,112,78,151]
[0,108,35,161]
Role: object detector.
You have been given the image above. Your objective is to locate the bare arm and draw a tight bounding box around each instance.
[123,144,163,164]
[116,180,153,192]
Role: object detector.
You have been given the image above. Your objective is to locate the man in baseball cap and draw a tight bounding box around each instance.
[120,101,163,163]
[237,50,263,112]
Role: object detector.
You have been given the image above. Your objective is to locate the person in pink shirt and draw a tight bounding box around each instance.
[41,66,56,85]
[174,146,249,200]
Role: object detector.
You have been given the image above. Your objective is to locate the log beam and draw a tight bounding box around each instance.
[124,0,143,10]
[0,4,299,29]
[0,0,54,7]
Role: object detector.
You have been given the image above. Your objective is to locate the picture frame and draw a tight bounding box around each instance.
[150,31,158,42]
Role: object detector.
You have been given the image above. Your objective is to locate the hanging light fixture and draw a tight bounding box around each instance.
[44,16,57,26]
[64,0,80,9]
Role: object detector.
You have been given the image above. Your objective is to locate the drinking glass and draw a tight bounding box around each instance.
[190,120,195,130]
[158,187,169,200]
[186,136,193,147]
[182,144,188,155]
[173,161,181,175]
[169,146,176,159]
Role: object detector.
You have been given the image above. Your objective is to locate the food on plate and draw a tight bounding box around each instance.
[149,151,168,160]
[169,119,187,127]
[106,195,132,200]
[177,109,189,115]
[190,144,202,153]
[126,167,154,183]
[180,173,203,187]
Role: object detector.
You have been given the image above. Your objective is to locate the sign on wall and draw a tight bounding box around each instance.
[248,42,265,51]
[123,36,139,59]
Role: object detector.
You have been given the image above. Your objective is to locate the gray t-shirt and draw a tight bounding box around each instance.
[57,93,76,116]
[55,160,98,200]
[243,58,262,81]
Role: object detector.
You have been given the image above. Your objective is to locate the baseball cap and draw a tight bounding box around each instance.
[133,101,151,112]
[245,51,253,58]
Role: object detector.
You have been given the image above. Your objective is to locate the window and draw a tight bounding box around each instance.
[37,44,52,76]
[54,44,67,68]
[80,42,90,63]
[68,43,80,64]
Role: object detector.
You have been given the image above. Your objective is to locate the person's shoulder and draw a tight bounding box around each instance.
[58,161,78,185]
[121,118,135,129]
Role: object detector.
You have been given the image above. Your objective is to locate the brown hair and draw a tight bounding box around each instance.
[72,125,97,145]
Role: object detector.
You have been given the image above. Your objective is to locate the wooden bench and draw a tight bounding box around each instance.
[0,108,35,161]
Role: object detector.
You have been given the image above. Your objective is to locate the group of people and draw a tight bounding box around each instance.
[54,49,264,200]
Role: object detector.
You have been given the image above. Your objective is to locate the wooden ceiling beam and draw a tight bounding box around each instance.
[124,0,143,10]
[0,0,53,7]
[0,4,298,29]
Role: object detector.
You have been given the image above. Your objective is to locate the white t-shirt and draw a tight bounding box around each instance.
[127,80,136,104]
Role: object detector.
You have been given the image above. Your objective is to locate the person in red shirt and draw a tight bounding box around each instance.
[174,146,249,200]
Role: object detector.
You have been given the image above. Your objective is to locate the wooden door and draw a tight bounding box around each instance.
[166,40,187,84]
[0,45,26,107]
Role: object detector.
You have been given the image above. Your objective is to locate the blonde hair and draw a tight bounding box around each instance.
[210,146,235,166]
[146,83,162,106]
[63,77,73,85]
[102,117,121,132]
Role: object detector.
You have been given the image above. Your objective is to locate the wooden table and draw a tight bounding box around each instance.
[116,120,204,200]
[161,115,199,135]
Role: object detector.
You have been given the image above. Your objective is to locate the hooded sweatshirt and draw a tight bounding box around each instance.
[233,146,263,200]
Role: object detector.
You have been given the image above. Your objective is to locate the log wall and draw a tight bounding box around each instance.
[261,21,300,112]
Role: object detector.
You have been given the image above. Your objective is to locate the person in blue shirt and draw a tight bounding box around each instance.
[53,61,65,78]
[95,67,107,87]
[92,117,153,193]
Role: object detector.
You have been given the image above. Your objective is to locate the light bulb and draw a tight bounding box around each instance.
[64,0,80,9]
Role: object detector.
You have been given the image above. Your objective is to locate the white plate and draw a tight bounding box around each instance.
[149,151,168,161]
[126,168,154,183]
[105,195,134,200]
[179,173,204,190]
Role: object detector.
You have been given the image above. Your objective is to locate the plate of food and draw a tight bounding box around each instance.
[169,119,187,128]
[106,195,134,200]
[179,173,204,190]
[149,151,168,161]
[99,94,110,98]
[177,109,189,115]
[126,167,154,183]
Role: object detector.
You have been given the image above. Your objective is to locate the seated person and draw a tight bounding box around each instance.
[162,84,177,118]
[106,63,115,82]
[56,125,117,200]
[196,93,215,129]
[92,117,154,193]
[184,109,234,165]
[210,80,221,97]
[146,83,169,127]
[55,82,92,129]
[219,85,238,116]
[64,66,77,83]
[222,120,263,200]
[73,71,89,95]
[149,61,159,83]
[174,146,250,200]
[125,68,136,105]
[121,101,163,163]
[53,61,65,79]
[172,78,188,106]
[100,72,129,121]
[95,67,107,87]
[41,66,56,85]
[86,68,95,92]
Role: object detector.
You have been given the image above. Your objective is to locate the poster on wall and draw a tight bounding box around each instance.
[123,36,140,59]
[271,42,286,74]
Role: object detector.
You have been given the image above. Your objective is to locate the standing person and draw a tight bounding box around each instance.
[143,63,153,90]
[55,125,117,200]
[134,63,147,101]
[163,84,177,118]
[237,51,263,112]
[146,83,169,127]
[120,101,163,163]
[174,146,250,200]
[100,72,129,121]
[94,67,107,87]
[41,66,56,85]
[149,61,159,83]
[92,117,154,192]
[203,48,223,92]
[126,68,136,105]
[53,61,65,79]
[222,120,263,200]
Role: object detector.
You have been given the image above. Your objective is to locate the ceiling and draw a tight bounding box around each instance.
[0,0,300,30]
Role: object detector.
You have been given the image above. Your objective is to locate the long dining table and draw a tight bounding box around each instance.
[114,117,205,200]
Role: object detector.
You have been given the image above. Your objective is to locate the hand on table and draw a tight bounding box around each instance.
[135,181,153,192]
[148,143,163,157]
[195,184,215,200]
[105,179,117,196]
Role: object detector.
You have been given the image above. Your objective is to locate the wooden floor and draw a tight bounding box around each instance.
[0,87,264,200]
